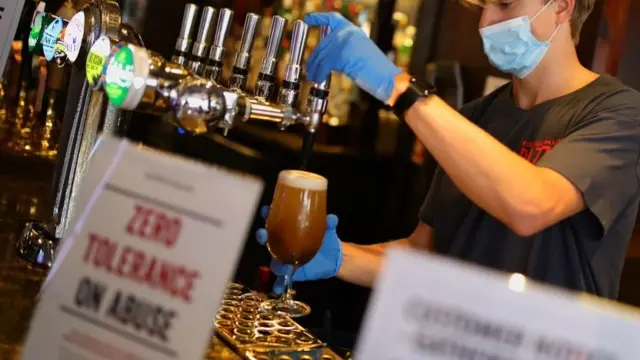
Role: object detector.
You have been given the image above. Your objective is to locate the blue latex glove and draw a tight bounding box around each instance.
[304,12,402,104]
[256,205,342,294]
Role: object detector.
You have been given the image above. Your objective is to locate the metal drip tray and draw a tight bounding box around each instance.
[215,283,342,360]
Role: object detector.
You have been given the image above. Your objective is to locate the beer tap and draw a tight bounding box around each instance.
[103,42,329,135]
[278,20,309,109]
[172,3,199,67]
[300,25,331,169]
[188,6,217,76]
[228,13,261,92]
[254,15,286,102]
[203,8,232,83]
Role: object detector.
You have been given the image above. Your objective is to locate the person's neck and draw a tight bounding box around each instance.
[511,47,599,110]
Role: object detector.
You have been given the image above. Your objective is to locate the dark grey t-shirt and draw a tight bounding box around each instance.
[419,75,640,299]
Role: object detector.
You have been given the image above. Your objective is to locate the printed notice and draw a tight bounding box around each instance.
[354,248,640,360]
[0,0,27,74]
[21,135,263,360]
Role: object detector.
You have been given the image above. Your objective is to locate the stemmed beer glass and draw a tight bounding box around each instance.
[260,170,327,317]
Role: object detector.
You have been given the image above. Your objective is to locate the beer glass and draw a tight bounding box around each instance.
[261,170,327,317]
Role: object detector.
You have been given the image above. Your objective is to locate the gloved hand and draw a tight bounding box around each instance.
[256,205,343,294]
[304,12,402,104]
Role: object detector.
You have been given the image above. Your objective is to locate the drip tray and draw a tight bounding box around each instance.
[214,283,342,360]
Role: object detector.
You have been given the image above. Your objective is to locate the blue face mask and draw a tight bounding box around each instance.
[480,1,561,79]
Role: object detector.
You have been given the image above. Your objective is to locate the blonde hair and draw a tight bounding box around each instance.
[460,0,595,44]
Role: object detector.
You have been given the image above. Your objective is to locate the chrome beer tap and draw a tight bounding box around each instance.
[278,20,309,109]
[299,25,331,169]
[203,8,233,83]
[228,13,261,92]
[102,19,331,152]
[103,44,306,131]
[105,44,224,134]
[188,6,217,76]
[304,25,331,133]
[172,3,199,67]
[254,15,286,102]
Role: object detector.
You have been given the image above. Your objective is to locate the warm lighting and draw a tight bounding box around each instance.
[508,273,527,293]
[328,116,340,126]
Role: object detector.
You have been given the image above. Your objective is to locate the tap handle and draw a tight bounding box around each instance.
[208,8,233,63]
[313,25,331,91]
[191,6,217,59]
[233,13,261,70]
[175,3,199,54]
[284,20,309,83]
[260,15,286,76]
[254,15,287,100]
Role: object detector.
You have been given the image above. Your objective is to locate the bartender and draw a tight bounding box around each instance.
[258,0,640,299]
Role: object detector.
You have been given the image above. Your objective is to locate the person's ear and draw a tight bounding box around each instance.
[554,0,574,25]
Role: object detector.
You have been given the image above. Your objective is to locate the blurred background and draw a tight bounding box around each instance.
[1,0,640,348]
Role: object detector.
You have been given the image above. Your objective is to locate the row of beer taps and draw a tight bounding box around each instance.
[105,4,332,139]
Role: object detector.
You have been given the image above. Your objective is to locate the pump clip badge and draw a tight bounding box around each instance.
[42,17,63,61]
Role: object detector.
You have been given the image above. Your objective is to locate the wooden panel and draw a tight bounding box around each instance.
[591,0,632,76]
[616,0,640,89]
[433,1,500,102]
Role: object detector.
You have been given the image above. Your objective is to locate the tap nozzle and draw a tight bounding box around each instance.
[228,13,261,91]
[172,3,199,67]
[204,8,233,83]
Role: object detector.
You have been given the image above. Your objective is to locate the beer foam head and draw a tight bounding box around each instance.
[278,170,327,191]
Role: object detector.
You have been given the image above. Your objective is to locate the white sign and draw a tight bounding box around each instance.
[22,135,263,360]
[0,0,27,75]
[355,248,640,360]
[63,11,83,63]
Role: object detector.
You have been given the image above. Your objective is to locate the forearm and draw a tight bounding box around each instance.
[337,239,409,287]
[404,96,558,235]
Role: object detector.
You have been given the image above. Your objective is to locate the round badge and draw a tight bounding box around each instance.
[42,17,63,61]
[86,36,113,88]
[28,12,44,52]
[64,12,84,63]
[105,46,135,107]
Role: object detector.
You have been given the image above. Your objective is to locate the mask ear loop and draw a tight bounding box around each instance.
[530,0,556,22]
[547,23,562,43]
[530,0,562,43]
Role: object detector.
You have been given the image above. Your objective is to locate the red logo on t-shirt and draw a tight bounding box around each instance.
[519,138,563,164]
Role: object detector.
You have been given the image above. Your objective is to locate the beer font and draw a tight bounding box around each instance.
[103,5,332,140]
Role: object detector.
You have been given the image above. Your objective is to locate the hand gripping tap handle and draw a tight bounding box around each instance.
[278,20,309,107]
[188,6,217,75]
[204,8,232,83]
[255,15,287,100]
[229,13,261,91]
[173,3,199,66]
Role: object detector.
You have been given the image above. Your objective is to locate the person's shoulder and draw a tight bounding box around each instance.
[458,82,511,120]
[570,76,640,134]
[583,76,640,115]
